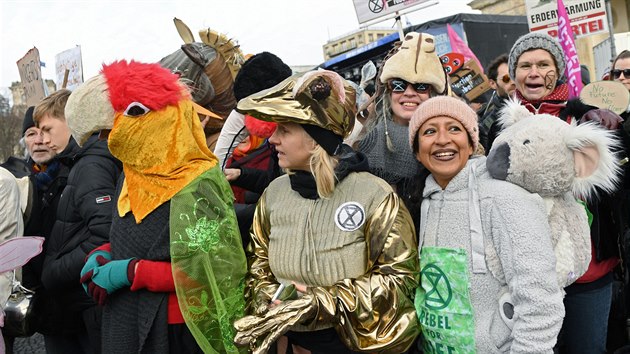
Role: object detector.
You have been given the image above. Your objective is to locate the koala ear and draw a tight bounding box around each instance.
[566,122,621,200]
[497,98,532,129]
[573,146,599,178]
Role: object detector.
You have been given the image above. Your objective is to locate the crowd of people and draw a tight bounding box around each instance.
[0,28,629,354]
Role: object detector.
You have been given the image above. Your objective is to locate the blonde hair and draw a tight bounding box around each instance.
[309,145,339,198]
[285,129,339,199]
[33,89,71,123]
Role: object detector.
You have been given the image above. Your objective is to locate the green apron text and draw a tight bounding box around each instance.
[415,247,476,353]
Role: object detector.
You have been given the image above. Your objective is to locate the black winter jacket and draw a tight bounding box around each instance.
[24,158,80,335]
[479,92,507,152]
[230,150,280,247]
[22,158,69,289]
[41,134,122,312]
[610,109,630,265]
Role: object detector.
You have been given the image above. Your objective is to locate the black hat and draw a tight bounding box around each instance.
[22,106,35,135]
[233,52,292,101]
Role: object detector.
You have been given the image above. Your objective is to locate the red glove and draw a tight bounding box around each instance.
[579,109,624,130]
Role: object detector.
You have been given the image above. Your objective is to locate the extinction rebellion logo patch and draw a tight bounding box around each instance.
[422,263,453,310]
[334,202,365,232]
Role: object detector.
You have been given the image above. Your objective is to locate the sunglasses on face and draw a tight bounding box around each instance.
[500,74,511,83]
[388,79,430,93]
[612,69,630,79]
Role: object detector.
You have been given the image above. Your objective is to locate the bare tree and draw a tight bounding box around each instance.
[0,96,26,162]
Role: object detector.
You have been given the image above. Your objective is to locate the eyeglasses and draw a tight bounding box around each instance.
[388,79,430,93]
[612,69,630,79]
[500,74,511,83]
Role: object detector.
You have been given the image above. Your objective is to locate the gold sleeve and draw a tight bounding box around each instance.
[245,190,280,316]
[310,193,420,353]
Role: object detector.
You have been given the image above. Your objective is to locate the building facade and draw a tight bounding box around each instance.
[9,80,57,109]
[322,28,397,61]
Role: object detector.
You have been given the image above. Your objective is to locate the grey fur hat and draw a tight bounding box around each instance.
[508,32,565,80]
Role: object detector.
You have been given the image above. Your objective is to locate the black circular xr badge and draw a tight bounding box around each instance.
[335,202,365,232]
[368,0,384,13]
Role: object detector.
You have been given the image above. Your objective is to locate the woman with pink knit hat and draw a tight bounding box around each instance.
[408,96,564,353]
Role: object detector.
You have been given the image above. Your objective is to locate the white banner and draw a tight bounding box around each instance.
[353,0,434,24]
[525,0,608,38]
[55,46,83,90]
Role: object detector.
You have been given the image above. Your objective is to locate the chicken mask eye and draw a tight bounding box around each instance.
[124,102,150,117]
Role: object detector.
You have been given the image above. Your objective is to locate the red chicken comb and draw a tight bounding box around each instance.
[101,60,186,112]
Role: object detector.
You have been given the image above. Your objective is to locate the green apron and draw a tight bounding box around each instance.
[415,247,476,353]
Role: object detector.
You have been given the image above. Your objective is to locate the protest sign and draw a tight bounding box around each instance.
[449,59,491,101]
[16,47,46,106]
[55,46,84,90]
[579,81,630,114]
[525,0,608,38]
[353,0,434,24]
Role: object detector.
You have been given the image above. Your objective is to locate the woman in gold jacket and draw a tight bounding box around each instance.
[233,70,420,354]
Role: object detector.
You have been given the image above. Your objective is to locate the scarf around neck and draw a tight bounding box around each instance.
[357,118,421,184]
[33,160,61,190]
[289,171,318,199]
[516,83,569,106]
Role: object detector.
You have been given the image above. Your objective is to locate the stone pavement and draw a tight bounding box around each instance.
[13,333,45,354]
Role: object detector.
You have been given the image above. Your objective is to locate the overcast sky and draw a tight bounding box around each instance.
[0,0,478,94]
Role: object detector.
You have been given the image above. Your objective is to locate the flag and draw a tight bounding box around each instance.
[40,61,46,68]
[557,0,583,98]
[447,24,484,73]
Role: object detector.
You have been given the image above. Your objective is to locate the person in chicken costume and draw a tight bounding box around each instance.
[66,60,247,354]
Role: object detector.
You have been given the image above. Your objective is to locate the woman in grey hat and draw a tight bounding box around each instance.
[489,32,626,354]
[486,32,570,149]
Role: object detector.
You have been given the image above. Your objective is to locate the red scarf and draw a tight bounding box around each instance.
[515,83,569,105]
[516,83,569,119]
